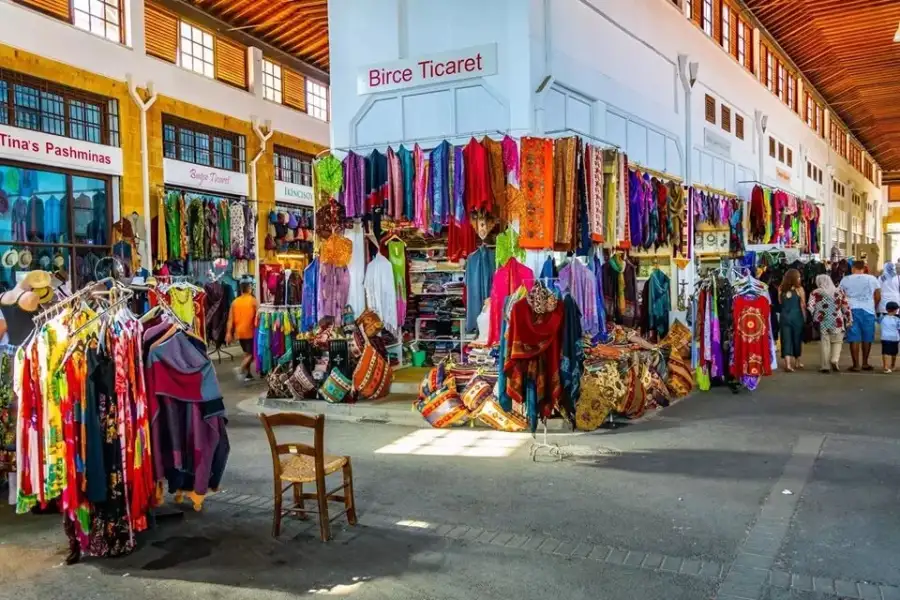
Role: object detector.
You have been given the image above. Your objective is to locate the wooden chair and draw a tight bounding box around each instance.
[259,412,358,541]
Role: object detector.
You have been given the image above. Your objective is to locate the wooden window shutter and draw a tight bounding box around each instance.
[215,37,247,89]
[787,148,793,168]
[735,114,744,140]
[712,0,721,43]
[745,24,755,72]
[769,137,776,158]
[692,0,702,25]
[16,0,70,21]
[721,105,731,133]
[705,94,716,124]
[729,10,739,58]
[283,68,307,111]
[145,2,178,63]
[760,44,768,85]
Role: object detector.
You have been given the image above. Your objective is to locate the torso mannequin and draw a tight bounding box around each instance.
[474,299,491,345]
[1,273,44,347]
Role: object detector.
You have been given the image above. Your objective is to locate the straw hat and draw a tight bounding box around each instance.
[1,248,19,269]
[34,285,54,304]
[17,249,33,269]
[23,270,51,290]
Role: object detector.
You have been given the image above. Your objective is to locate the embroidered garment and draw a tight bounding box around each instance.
[364,254,399,334]
[559,259,599,336]
[366,150,388,212]
[387,239,408,327]
[339,151,366,218]
[519,137,554,249]
[482,136,506,223]
[502,135,520,185]
[464,138,492,214]
[495,226,526,267]
[430,141,451,233]
[553,137,577,251]
[732,295,773,378]
[588,146,604,242]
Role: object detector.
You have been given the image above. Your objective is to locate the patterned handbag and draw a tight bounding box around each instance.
[418,381,468,428]
[460,376,492,413]
[357,309,384,338]
[286,362,316,399]
[353,343,393,400]
[476,398,527,432]
[266,364,292,399]
[319,367,353,404]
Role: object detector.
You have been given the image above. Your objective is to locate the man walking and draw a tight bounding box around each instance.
[840,261,881,371]
[226,281,259,381]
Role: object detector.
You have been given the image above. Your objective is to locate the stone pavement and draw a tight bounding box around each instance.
[3,346,900,599]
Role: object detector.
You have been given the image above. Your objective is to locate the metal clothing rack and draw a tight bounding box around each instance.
[629,161,684,183]
[328,127,532,155]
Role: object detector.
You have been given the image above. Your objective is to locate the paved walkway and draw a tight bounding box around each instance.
[2,344,899,600]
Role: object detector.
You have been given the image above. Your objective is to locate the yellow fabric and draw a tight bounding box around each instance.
[157,190,167,263]
[231,294,257,340]
[321,234,353,267]
[169,288,196,326]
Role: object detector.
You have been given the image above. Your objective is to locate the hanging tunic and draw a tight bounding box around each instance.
[519,137,554,249]
[465,246,496,334]
[483,136,507,224]
[588,145,605,242]
[364,254,399,334]
[301,259,319,331]
[386,147,403,220]
[732,295,773,378]
[464,137,493,214]
[414,144,427,230]
[430,141,451,234]
[366,150,388,213]
[397,145,415,221]
[602,150,619,246]
[553,137,577,251]
[488,258,534,345]
[339,151,366,219]
[387,239,408,327]
[559,259,599,336]
[447,145,476,261]
[502,135,520,185]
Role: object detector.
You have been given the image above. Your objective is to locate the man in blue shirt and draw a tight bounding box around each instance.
[840,261,882,371]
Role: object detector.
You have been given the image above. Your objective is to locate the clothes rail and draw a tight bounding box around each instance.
[32,277,116,323]
[629,162,684,183]
[543,127,620,149]
[328,127,534,155]
[69,291,134,338]
[692,184,737,198]
[258,303,303,311]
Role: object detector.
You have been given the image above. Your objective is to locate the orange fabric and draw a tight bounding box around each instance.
[231,294,257,340]
[519,137,554,249]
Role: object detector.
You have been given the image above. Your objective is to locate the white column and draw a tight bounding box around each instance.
[247,47,264,100]
[126,0,146,52]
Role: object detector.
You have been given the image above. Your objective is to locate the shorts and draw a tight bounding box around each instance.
[239,338,254,354]
[846,309,875,343]
[882,341,899,357]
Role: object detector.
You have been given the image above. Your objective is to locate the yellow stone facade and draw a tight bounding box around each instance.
[1,43,326,259]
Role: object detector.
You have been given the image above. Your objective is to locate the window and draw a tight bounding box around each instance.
[735,114,744,140]
[807,162,812,178]
[786,148,793,168]
[179,21,214,78]
[777,64,785,101]
[705,94,716,124]
[721,3,731,49]
[685,0,693,19]
[816,106,824,137]
[787,75,796,112]
[72,0,121,42]
[702,0,713,35]
[262,59,283,104]
[737,19,746,65]
[162,116,246,172]
[766,52,774,92]
[721,105,731,133]
[769,136,776,158]
[274,146,313,186]
[778,142,784,163]
[806,94,814,128]
[0,68,118,146]
[306,79,328,121]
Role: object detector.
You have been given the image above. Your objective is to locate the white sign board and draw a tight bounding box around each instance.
[0,124,124,175]
[358,44,498,95]
[274,180,314,206]
[163,158,249,196]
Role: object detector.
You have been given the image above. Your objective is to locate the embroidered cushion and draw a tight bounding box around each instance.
[417,382,468,428]
[666,354,694,398]
[353,344,393,400]
[616,362,647,418]
[476,398,527,432]
[319,368,353,404]
[357,309,383,338]
[286,363,316,399]
[461,377,492,413]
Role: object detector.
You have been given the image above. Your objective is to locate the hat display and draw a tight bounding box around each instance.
[288,213,299,229]
[53,253,65,269]
[23,269,51,290]
[34,285,54,305]
[1,248,19,269]
[18,249,33,269]
[39,254,51,270]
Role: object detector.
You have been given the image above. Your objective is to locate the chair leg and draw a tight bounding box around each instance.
[272,481,283,538]
[293,482,308,519]
[343,459,358,526]
[316,476,331,542]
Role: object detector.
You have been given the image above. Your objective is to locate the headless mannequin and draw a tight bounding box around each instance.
[474,299,491,345]
[0,282,40,347]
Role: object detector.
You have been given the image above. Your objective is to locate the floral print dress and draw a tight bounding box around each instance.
[808,289,852,334]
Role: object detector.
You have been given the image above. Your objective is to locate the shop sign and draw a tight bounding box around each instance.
[163,158,249,196]
[776,167,792,184]
[274,180,314,206]
[358,44,498,95]
[0,124,123,175]
[703,128,731,158]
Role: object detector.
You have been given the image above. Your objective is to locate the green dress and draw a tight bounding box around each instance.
[779,289,804,358]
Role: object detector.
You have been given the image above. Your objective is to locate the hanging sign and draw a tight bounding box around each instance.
[776,167,792,184]
[0,124,124,175]
[275,180,315,206]
[163,158,249,196]
[358,44,498,95]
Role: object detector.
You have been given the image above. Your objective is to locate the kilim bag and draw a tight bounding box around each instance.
[286,363,316,399]
[476,398,527,432]
[319,367,353,404]
[461,376,492,413]
[418,382,468,428]
[357,309,383,338]
[353,343,393,400]
[266,365,292,399]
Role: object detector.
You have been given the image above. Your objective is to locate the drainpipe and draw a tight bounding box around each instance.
[126,75,157,270]
[250,117,273,301]
[677,54,698,361]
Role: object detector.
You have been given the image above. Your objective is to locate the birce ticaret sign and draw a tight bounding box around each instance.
[358,44,498,94]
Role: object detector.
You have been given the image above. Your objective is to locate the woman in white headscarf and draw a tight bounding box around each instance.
[808,274,853,373]
[879,261,900,315]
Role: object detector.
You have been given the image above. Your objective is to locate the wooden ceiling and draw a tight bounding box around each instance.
[743,0,900,176]
[188,0,329,72]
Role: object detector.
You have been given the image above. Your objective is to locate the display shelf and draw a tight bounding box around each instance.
[411,291,464,296]
[414,316,467,361]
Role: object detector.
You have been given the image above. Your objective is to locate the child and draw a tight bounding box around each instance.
[880,301,900,373]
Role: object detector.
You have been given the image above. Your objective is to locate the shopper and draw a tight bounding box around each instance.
[808,274,852,373]
[226,281,259,382]
[880,302,900,373]
[878,262,900,316]
[778,268,806,372]
[840,261,881,371]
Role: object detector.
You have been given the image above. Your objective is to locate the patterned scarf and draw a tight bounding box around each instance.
[608,253,626,315]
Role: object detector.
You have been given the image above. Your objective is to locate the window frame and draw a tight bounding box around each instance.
[721,3,731,49]
[72,0,124,43]
[737,19,746,65]
[178,20,215,79]
[262,59,283,105]
[305,78,329,122]
[273,145,314,187]
[702,0,713,35]
[735,114,744,140]
[0,68,118,147]
[161,115,246,173]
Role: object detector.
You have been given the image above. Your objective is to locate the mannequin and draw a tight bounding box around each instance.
[0,270,49,346]
[474,299,491,345]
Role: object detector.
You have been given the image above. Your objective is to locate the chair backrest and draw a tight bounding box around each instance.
[259,412,326,477]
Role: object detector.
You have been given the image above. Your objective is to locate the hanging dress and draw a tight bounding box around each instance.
[519,137,554,249]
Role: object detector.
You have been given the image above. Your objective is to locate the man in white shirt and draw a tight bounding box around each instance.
[840,261,882,371]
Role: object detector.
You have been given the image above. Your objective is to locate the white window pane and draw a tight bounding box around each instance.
[74,0,89,10]
[91,15,104,32]
[107,25,119,42]
[203,32,213,47]
[202,47,212,63]
[90,0,102,14]
[204,63,214,78]
[181,21,191,36]
[182,54,193,70]
[193,42,203,58]
[74,9,90,29]
[274,65,281,77]
[194,61,204,75]
[106,6,118,23]
[275,91,282,104]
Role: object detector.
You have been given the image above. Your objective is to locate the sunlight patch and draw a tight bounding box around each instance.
[374,429,528,457]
